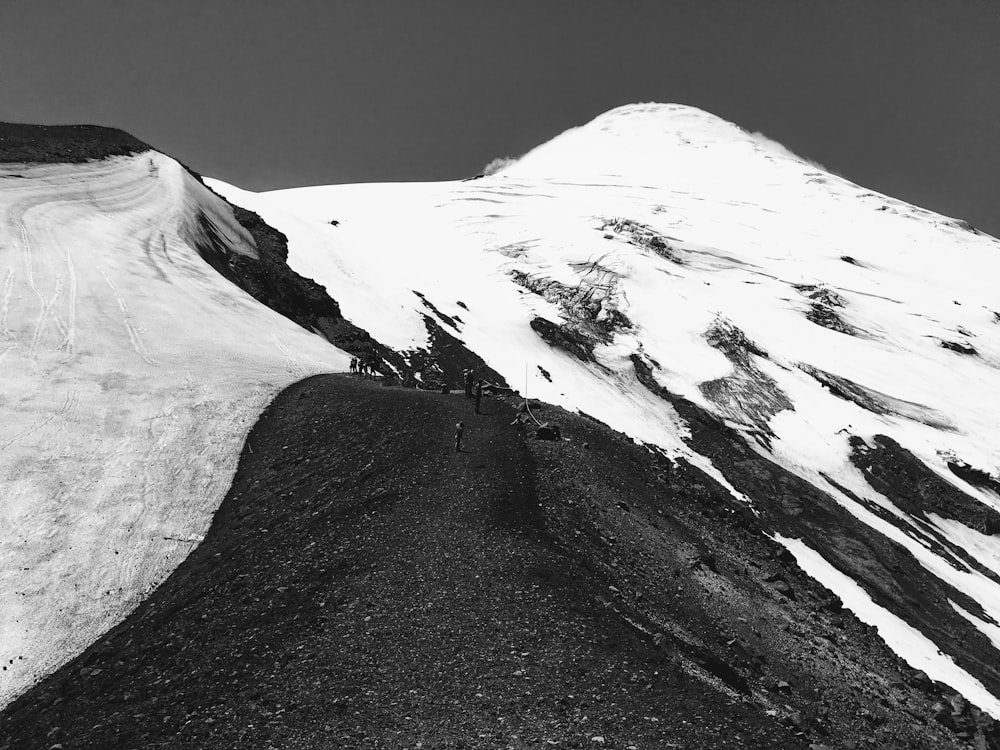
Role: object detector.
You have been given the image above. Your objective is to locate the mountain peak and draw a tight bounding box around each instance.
[503,102,808,180]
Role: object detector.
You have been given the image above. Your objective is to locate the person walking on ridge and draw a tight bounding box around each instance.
[464,368,474,398]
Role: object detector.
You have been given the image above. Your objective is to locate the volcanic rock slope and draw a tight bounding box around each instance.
[207,104,1000,715]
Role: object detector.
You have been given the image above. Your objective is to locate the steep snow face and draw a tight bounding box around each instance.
[210,103,1000,714]
[0,153,348,706]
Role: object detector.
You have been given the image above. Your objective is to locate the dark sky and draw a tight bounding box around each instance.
[2,0,998,235]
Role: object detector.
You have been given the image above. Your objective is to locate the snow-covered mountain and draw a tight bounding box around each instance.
[0,152,348,706]
[208,104,1000,714]
[3,102,1000,730]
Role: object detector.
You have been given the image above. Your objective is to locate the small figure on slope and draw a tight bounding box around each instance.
[464,368,474,398]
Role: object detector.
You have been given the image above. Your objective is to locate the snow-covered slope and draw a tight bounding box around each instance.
[210,103,1000,715]
[0,153,348,706]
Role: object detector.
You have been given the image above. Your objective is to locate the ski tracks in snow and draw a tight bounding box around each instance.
[98,267,157,366]
[0,390,79,451]
[0,267,14,340]
[10,213,78,362]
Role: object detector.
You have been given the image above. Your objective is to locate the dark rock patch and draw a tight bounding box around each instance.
[403,315,507,391]
[793,284,858,336]
[699,319,791,441]
[948,460,1000,500]
[941,340,977,356]
[530,316,595,362]
[511,267,631,343]
[600,217,682,264]
[798,364,953,430]
[852,435,1000,538]
[0,123,152,164]
[412,290,460,330]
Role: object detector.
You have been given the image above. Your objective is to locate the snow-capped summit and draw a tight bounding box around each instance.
[504,102,812,182]
[210,103,1000,714]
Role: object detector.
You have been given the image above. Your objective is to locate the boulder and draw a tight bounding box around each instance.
[535,422,562,441]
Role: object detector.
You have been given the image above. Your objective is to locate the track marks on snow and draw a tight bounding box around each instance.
[0,268,15,340]
[99,268,156,366]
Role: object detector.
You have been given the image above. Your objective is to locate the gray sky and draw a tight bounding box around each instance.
[2,0,998,235]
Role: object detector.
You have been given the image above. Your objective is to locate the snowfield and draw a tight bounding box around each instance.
[209,103,1000,714]
[0,153,348,706]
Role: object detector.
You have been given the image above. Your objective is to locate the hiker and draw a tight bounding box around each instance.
[455,421,465,453]
[474,380,483,414]
[464,368,474,398]
[349,356,357,375]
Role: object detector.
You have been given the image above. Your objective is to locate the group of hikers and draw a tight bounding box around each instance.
[343,355,551,452]
[455,368,487,452]
[349,355,379,379]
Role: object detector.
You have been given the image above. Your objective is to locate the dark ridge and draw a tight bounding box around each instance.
[413,290,460,330]
[840,255,862,266]
[853,436,1000,538]
[0,122,152,163]
[630,353,1000,734]
[403,315,507,390]
[792,284,859,336]
[798,364,953,430]
[698,319,791,441]
[948,460,1000,498]
[196,182,506,390]
[191,211,402,378]
[941,340,978,355]
[817,471,971,566]
[529,316,595,362]
[208,203,504,388]
[601,217,682,263]
[510,268,632,342]
[704,318,769,365]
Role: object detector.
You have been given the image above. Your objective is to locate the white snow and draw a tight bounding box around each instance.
[209,102,1000,711]
[0,153,348,707]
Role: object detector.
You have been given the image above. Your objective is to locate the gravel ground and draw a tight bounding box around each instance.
[0,375,977,749]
